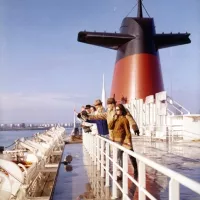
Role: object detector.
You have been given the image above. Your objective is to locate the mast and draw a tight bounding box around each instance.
[137,0,143,18]
[101,74,106,108]
[73,108,76,128]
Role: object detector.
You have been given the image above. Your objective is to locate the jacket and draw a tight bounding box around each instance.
[108,115,133,150]
[87,119,109,136]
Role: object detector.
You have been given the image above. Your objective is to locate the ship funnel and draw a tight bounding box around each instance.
[78,1,191,102]
[137,0,143,18]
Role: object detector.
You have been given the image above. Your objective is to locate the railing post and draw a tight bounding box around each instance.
[105,142,110,187]
[101,139,104,177]
[97,137,100,171]
[139,161,146,200]
[92,135,95,162]
[169,179,180,200]
[85,133,87,150]
[89,134,92,157]
[90,134,93,158]
[112,146,118,199]
[94,136,97,165]
[122,152,128,200]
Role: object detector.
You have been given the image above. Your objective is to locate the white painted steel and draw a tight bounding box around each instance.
[101,74,106,109]
[122,152,128,200]
[83,132,200,200]
[138,161,146,200]
[126,91,200,140]
[105,142,110,187]
[169,179,180,200]
[97,137,100,171]
[101,139,104,177]
[94,136,97,165]
[0,126,66,199]
[112,146,118,199]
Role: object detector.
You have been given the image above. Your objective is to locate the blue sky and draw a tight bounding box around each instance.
[0,0,199,123]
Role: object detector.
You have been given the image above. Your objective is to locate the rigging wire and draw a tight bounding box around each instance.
[4,139,19,149]
[125,1,138,18]
[4,136,32,149]
[125,0,151,18]
[142,3,151,18]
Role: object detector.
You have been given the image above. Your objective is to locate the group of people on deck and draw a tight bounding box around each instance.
[76,97,140,180]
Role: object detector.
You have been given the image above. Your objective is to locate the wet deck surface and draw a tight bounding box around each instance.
[52,143,91,199]
[132,136,200,200]
[52,137,200,200]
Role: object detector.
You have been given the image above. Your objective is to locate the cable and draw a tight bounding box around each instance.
[125,1,138,18]
[142,3,151,18]
[4,139,19,149]
[125,0,151,18]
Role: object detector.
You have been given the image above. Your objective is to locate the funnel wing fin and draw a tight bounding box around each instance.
[78,31,135,50]
[154,33,191,49]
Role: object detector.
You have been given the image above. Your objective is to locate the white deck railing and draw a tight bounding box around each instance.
[125,91,200,140]
[83,132,200,200]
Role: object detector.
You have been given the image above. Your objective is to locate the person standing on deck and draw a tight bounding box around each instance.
[85,98,140,137]
[93,99,106,114]
[108,104,138,179]
[90,106,96,115]
[87,99,108,136]
[85,105,92,114]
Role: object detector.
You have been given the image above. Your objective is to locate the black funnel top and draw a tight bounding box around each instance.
[137,0,143,18]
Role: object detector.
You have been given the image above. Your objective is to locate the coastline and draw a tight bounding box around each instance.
[0,126,76,131]
[0,127,50,131]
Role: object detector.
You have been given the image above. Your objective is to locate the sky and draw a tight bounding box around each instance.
[0,0,200,123]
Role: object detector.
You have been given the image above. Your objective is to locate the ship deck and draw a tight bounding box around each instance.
[51,136,200,200]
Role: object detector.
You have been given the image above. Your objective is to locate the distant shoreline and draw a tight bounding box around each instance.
[0,127,74,131]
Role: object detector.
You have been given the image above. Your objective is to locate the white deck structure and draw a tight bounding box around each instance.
[83,91,200,200]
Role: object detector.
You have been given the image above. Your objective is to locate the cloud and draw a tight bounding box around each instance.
[0,92,88,123]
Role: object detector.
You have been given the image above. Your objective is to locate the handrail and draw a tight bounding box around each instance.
[170,98,190,114]
[167,96,190,115]
[98,135,200,194]
[83,132,200,200]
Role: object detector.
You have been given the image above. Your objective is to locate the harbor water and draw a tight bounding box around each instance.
[0,128,72,148]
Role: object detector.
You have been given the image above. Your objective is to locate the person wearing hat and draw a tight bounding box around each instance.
[82,97,139,136]
[84,97,118,137]
[85,105,92,114]
[90,106,96,115]
[93,99,106,114]
[86,98,139,179]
